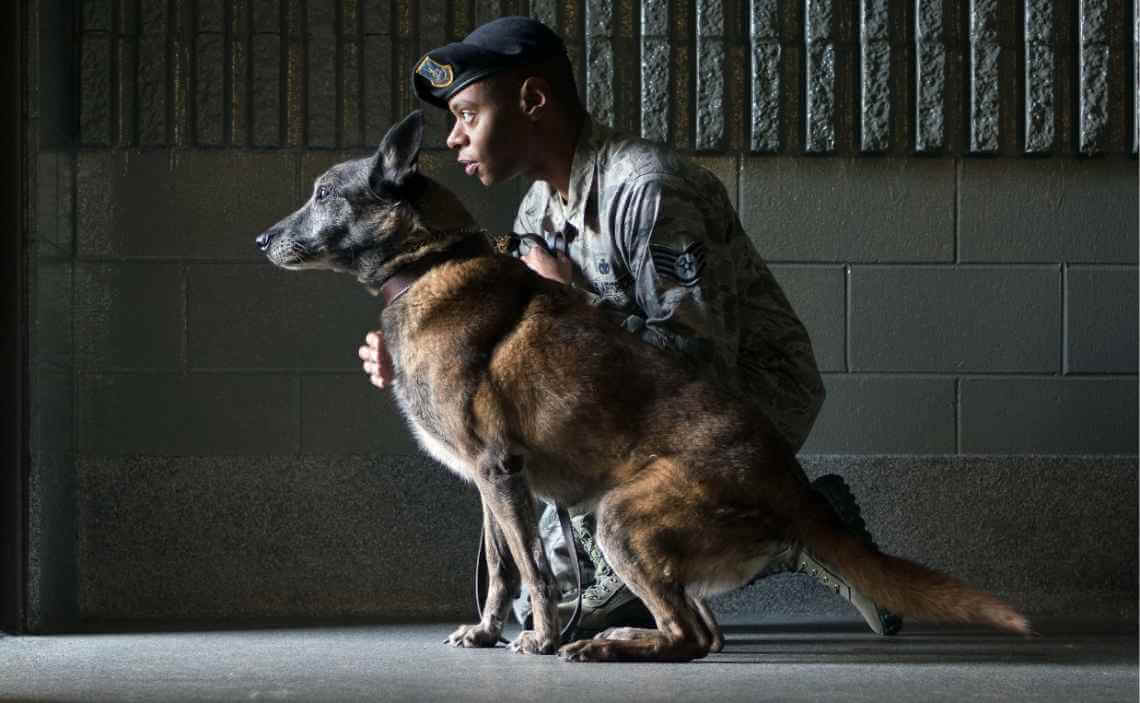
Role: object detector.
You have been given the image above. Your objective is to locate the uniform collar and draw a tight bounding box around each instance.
[564,115,611,222]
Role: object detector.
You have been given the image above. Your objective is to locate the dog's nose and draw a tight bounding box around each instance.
[256,230,276,251]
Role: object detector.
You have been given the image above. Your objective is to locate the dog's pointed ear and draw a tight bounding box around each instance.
[371,110,424,192]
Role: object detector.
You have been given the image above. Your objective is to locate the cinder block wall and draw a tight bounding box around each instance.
[25,0,1137,631]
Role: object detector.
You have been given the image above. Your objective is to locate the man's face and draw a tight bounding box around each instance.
[445,79,528,186]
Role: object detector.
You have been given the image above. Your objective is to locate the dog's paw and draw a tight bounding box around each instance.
[507,630,558,655]
[558,639,610,663]
[444,623,501,648]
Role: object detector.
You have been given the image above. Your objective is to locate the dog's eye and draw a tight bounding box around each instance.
[316,185,330,201]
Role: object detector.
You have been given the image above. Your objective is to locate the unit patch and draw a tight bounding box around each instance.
[649,241,706,287]
[416,55,454,88]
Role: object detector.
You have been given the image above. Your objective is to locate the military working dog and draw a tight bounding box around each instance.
[256,111,1031,662]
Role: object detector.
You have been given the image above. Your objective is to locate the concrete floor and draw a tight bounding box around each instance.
[2,620,1136,703]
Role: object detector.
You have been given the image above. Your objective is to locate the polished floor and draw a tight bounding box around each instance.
[2,619,1136,702]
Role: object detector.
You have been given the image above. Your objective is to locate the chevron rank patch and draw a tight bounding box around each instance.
[650,241,706,287]
[416,55,454,88]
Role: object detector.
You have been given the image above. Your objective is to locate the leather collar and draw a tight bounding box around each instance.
[379,230,486,307]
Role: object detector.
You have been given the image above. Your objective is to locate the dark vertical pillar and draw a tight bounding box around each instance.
[1,0,27,634]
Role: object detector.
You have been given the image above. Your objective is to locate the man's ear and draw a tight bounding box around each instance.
[371,110,424,192]
[519,77,548,121]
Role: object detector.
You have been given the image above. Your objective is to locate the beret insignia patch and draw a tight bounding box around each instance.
[650,241,706,287]
[416,55,454,88]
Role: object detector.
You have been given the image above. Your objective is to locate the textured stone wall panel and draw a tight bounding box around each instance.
[641,0,671,144]
[195,33,225,145]
[80,34,113,146]
[1024,0,1056,153]
[251,34,281,146]
[915,0,945,152]
[860,0,891,153]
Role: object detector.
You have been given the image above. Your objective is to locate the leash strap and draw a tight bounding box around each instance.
[555,505,583,644]
[474,503,583,645]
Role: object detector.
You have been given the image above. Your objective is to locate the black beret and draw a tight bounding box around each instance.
[412,16,567,110]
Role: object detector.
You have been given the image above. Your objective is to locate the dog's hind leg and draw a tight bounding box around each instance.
[558,475,716,663]
[592,594,723,653]
[691,595,724,653]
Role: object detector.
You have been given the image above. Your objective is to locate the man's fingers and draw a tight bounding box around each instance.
[358,345,375,362]
[365,331,381,348]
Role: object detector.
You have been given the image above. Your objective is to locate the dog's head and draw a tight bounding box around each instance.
[256,110,476,289]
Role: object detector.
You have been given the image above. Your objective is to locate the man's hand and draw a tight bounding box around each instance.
[358,331,394,389]
[521,245,573,285]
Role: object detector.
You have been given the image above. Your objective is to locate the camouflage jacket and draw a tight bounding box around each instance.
[512,117,824,450]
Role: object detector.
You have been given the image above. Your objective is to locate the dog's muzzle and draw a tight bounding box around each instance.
[256,229,278,252]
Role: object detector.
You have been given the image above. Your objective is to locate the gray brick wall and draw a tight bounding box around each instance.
[24,0,1137,630]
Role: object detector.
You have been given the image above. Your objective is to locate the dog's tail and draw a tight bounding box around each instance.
[794,486,1032,636]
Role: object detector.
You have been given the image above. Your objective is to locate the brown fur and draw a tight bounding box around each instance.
[260,111,1031,663]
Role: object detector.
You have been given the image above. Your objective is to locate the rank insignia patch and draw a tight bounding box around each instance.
[650,241,706,287]
[416,55,454,88]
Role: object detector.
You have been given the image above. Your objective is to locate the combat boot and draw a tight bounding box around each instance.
[756,474,902,636]
[554,515,655,637]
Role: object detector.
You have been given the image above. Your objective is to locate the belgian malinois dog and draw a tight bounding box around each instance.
[256,111,1031,662]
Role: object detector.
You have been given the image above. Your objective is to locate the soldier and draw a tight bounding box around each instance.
[358,16,900,638]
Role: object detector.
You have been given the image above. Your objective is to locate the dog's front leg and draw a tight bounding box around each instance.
[445,497,520,648]
[473,455,561,655]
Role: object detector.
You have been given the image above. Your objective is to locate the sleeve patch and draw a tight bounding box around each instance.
[649,241,707,287]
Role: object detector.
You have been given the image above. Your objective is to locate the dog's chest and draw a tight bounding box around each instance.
[390,379,474,480]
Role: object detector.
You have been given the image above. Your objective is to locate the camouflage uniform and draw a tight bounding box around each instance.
[512,117,825,449]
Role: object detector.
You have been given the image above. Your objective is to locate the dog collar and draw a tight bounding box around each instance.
[379,229,487,307]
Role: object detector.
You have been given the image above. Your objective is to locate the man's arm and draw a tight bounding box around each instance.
[512,182,605,305]
[613,175,739,384]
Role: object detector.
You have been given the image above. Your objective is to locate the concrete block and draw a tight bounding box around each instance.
[739,158,955,262]
[79,373,300,455]
[77,454,480,622]
[188,264,381,370]
[800,375,957,454]
[959,158,1138,263]
[1066,266,1139,373]
[961,377,1139,453]
[418,151,528,234]
[36,152,74,257]
[76,263,184,370]
[849,266,1060,372]
[300,375,421,455]
[77,151,299,260]
[768,265,845,372]
[31,367,75,456]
